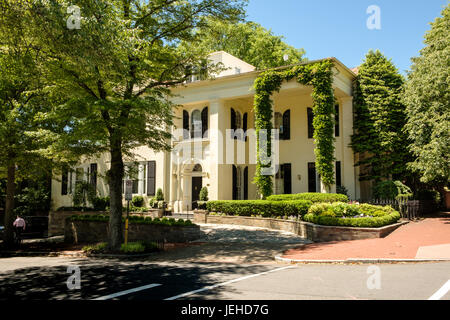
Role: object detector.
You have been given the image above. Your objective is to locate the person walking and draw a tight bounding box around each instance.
[13,215,26,244]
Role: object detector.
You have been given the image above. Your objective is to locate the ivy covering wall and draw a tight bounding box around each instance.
[253,59,336,198]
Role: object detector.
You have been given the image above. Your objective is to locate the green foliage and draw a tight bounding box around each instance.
[199,187,209,201]
[403,5,450,185]
[253,60,336,197]
[303,202,401,227]
[206,200,313,218]
[415,189,441,204]
[351,50,410,182]
[267,193,348,203]
[82,242,108,254]
[73,181,96,208]
[336,185,349,198]
[194,18,306,70]
[373,180,413,200]
[14,181,51,216]
[131,196,144,208]
[120,242,146,254]
[70,215,195,227]
[92,196,109,212]
[156,188,164,201]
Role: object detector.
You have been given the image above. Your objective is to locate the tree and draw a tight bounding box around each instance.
[0,2,59,246]
[351,50,410,183]
[403,4,450,188]
[22,0,247,251]
[194,18,306,69]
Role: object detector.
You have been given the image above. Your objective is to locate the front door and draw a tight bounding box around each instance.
[191,177,203,209]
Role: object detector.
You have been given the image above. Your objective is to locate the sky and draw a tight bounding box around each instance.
[245,0,448,74]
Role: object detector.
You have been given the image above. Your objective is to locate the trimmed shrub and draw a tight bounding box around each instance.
[199,187,209,201]
[206,200,312,218]
[156,188,164,201]
[92,196,109,211]
[373,180,412,200]
[131,196,144,208]
[266,193,348,203]
[303,202,401,228]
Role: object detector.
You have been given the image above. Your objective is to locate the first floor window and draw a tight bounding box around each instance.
[336,161,342,187]
[233,165,249,200]
[308,162,316,193]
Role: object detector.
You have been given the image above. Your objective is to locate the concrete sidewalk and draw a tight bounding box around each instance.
[281,212,450,262]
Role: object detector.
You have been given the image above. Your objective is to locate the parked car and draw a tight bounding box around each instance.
[0,225,4,239]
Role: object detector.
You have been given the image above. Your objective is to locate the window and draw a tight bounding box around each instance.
[335,104,340,137]
[275,164,292,194]
[235,67,241,74]
[283,110,290,140]
[233,165,248,200]
[191,109,202,139]
[123,162,148,195]
[336,161,342,187]
[231,108,248,140]
[307,108,314,139]
[183,107,208,140]
[308,162,317,193]
[275,112,283,139]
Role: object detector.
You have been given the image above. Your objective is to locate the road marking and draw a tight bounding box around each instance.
[164,266,295,300]
[93,283,162,300]
[428,280,450,300]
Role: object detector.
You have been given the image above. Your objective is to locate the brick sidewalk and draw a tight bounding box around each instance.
[282,212,450,261]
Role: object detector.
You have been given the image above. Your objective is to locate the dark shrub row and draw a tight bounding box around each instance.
[206,200,312,218]
[266,193,348,203]
[69,215,194,227]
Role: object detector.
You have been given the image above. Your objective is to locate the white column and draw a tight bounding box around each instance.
[341,96,357,200]
[138,163,145,195]
[209,98,227,200]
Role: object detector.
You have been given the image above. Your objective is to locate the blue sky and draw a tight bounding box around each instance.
[246,0,448,74]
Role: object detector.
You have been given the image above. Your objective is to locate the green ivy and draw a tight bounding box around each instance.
[253,60,336,198]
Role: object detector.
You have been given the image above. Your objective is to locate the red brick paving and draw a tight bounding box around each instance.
[283,212,450,260]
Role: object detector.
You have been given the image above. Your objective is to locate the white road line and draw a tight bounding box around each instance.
[93,283,162,300]
[164,266,295,301]
[428,280,450,300]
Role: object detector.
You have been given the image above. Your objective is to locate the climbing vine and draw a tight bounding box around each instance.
[253,60,336,198]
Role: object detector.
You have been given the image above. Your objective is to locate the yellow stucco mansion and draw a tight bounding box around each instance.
[51,51,363,212]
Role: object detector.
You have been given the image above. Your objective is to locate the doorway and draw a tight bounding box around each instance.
[191,176,203,209]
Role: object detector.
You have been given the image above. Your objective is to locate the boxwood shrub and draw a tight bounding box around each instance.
[206,200,312,218]
[266,193,348,203]
[303,202,401,228]
[69,215,194,227]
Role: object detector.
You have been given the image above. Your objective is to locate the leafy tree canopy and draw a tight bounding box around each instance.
[403,4,450,186]
[192,18,306,70]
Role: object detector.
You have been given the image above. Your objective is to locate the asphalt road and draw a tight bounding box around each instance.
[0,257,449,300]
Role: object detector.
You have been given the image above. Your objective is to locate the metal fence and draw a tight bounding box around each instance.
[359,199,438,220]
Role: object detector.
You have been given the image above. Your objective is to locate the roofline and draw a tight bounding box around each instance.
[174,57,357,90]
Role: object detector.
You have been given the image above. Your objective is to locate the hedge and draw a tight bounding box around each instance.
[206,200,312,218]
[266,193,348,203]
[303,202,401,228]
[69,215,194,227]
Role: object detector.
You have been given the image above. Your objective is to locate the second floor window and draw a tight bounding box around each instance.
[183,107,208,140]
[307,107,314,139]
[231,108,248,140]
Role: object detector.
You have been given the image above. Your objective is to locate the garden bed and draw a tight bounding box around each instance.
[194,212,407,242]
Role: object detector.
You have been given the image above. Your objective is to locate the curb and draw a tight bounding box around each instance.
[0,251,86,258]
[274,255,450,264]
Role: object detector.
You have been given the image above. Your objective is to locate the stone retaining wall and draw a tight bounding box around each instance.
[64,219,201,244]
[194,211,407,242]
[49,211,108,236]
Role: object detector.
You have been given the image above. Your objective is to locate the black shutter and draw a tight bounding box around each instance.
[232,165,237,200]
[243,113,248,141]
[147,161,156,196]
[335,104,340,137]
[283,110,290,140]
[283,163,292,194]
[183,110,189,139]
[90,163,97,190]
[231,108,236,139]
[244,166,248,200]
[307,108,314,139]
[336,161,342,187]
[308,162,316,193]
[61,166,68,195]
[201,107,208,138]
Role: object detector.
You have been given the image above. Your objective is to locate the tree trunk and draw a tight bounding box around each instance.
[108,135,124,251]
[3,163,16,247]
